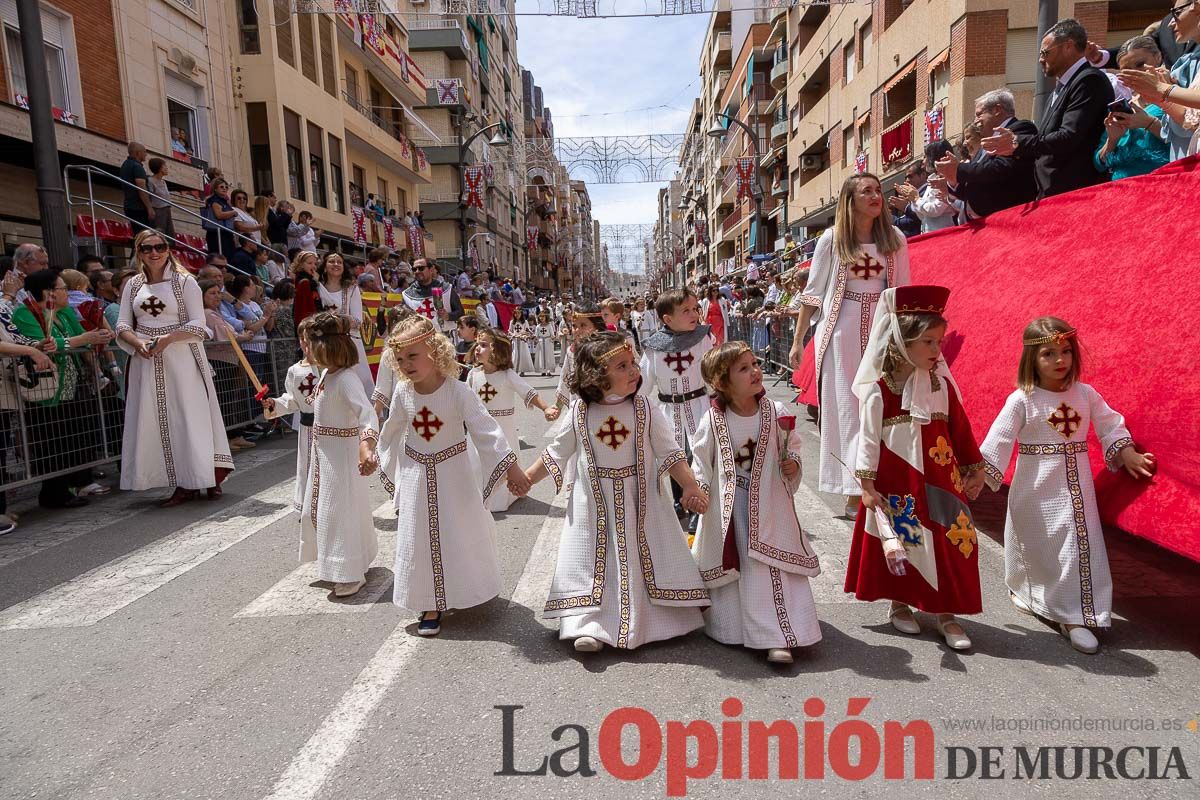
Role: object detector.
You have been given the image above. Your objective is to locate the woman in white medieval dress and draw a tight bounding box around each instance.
[116,229,233,506]
[315,251,373,395]
[787,173,910,517]
[533,311,557,376]
[508,306,537,375]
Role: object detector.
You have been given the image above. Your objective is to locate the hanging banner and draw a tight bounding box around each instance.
[415,148,428,171]
[384,218,395,249]
[463,167,485,209]
[407,223,425,259]
[483,163,495,185]
[854,149,868,174]
[881,118,913,166]
[398,135,412,160]
[735,157,755,201]
[468,242,481,271]
[526,225,539,252]
[924,104,945,146]
[435,79,460,105]
[694,220,707,245]
[359,14,384,55]
[350,205,367,244]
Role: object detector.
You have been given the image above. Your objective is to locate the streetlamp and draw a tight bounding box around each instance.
[457,114,510,265]
[707,113,765,257]
[678,193,710,279]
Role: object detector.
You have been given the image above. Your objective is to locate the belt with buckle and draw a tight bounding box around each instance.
[658,387,707,404]
[299,412,315,427]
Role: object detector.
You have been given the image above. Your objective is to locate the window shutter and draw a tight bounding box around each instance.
[1005,28,1039,90]
[274,0,293,66]
[318,15,336,97]
[298,13,318,84]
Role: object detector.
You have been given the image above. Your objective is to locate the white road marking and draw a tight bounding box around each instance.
[508,492,568,614]
[0,449,292,569]
[0,482,295,631]
[236,503,396,618]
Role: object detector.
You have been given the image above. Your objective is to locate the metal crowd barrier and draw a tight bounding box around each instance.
[726,313,798,380]
[0,338,300,493]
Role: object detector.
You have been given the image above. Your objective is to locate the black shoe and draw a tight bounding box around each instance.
[417,611,442,636]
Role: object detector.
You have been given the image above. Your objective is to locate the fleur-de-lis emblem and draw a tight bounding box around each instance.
[946,510,977,558]
[928,435,954,467]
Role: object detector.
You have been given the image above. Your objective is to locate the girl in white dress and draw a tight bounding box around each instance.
[787,174,910,516]
[115,230,233,506]
[691,342,822,664]
[465,328,560,511]
[261,318,320,514]
[285,312,380,598]
[508,307,536,375]
[552,305,603,412]
[533,311,557,376]
[378,316,531,636]
[980,317,1156,654]
[316,252,373,395]
[523,332,710,653]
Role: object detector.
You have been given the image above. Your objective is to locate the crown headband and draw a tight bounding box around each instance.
[1023,329,1076,347]
[598,342,632,364]
[392,328,435,349]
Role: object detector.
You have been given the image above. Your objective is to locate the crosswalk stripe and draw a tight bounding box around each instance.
[0,448,292,569]
[0,482,294,631]
[508,491,568,614]
[235,502,396,618]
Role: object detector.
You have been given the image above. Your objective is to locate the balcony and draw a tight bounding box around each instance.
[342,92,432,185]
[422,78,472,110]
[771,117,789,145]
[721,203,743,235]
[417,191,482,224]
[770,47,788,90]
[712,31,732,68]
[712,70,731,105]
[335,16,423,106]
[880,113,916,171]
[409,20,470,60]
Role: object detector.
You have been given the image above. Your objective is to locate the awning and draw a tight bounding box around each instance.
[928,48,950,72]
[400,102,442,143]
[882,60,917,93]
[856,110,870,128]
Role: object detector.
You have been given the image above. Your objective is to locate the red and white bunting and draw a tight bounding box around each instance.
[416,149,428,171]
[350,206,367,244]
[924,105,945,146]
[359,14,383,54]
[384,218,395,249]
[854,149,868,174]
[435,79,460,105]
[398,135,412,160]
[694,220,707,245]
[483,163,495,185]
[463,167,485,209]
[735,157,755,201]
[407,223,424,258]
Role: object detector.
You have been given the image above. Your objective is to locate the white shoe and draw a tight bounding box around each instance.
[844,495,861,518]
[1010,591,1034,616]
[1059,624,1099,654]
[573,636,603,652]
[937,616,972,650]
[889,604,921,635]
[0,514,16,536]
[767,648,794,664]
[333,579,366,597]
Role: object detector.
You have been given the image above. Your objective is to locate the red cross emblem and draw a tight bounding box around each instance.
[416,298,436,319]
[735,438,757,471]
[595,416,630,450]
[298,373,318,399]
[140,295,166,317]
[850,255,883,280]
[413,406,444,442]
[1047,403,1082,439]
[478,382,498,403]
[665,351,694,375]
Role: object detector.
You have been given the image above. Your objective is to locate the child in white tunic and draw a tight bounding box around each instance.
[533,312,557,376]
[378,316,532,636]
[262,318,320,513]
[523,332,710,653]
[465,328,559,511]
[552,306,603,412]
[290,313,380,598]
[979,318,1156,654]
[691,342,822,664]
[509,307,537,375]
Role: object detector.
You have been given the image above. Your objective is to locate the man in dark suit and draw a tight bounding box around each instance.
[937,88,1038,218]
[982,18,1113,198]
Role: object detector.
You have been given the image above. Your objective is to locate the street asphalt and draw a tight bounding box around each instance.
[1,373,1197,800]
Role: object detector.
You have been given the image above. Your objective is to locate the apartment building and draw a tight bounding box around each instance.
[409,3,526,277]
[521,66,575,292]
[782,0,1163,234]
[651,179,683,289]
[0,0,225,249]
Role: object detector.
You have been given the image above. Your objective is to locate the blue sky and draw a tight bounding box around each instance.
[513,3,709,232]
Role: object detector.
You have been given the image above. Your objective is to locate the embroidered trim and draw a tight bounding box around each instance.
[983,459,1004,485]
[735,475,751,490]
[1104,436,1133,471]
[882,373,903,395]
[700,565,727,581]
[769,566,799,648]
[152,351,177,488]
[379,470,395,495]
[314,425,360,437]
[1063,447,1097,627]
[404,439,468,612]
[854,469,877,479]
[658,449,686,478]
[484,452,517,501]
[308,434,320,531]
[214,453,233,465]
[959,460,985,473]
[1017,441,1089,456]
[488,408,515,417]
[844,289,882,356]
[929,370,942,392]
[523,388,538,409]
[882,414,912,427]
[370,390,387,405]
[796,293,822,307]
[611,467,632,648]
[596,464,638,479]
[542,451,564,493]
[360,427,379,442]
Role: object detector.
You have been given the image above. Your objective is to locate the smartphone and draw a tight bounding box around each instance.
[1108,98,1134,115]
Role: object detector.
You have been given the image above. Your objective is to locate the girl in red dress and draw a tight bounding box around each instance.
[702,285,727,345]
[843,285,987,650]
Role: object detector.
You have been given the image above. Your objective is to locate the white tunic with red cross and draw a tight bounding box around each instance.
[637,331,715,450]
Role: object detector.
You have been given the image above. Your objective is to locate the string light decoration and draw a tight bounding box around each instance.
[290,0,858,20]
[601,224,656,274]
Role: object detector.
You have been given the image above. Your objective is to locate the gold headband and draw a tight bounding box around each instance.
[599,342,632,364]
[1023,329,1076,347]
[392,329,435,349]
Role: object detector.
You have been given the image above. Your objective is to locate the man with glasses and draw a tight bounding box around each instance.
[982,18,1113,198]
[936,88,1038,218]
[401,259,463,332]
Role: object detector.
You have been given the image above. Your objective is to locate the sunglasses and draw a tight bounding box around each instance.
[138,243,170,254]
[1038,40,1065,59]
[1171,1,1195,20]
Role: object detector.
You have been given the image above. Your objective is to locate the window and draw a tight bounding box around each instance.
[3,6,82,122]
[843,40,856,84]
[860,20,872,67]
[1005,28,1039,90]
[165,72,209,161]
[273,0,293,66]
[328,134,345,214]
[297,11,318,84]
[843,125,854,167]
[247,103,274,197]
[308,122,327,208]
[397,187,408,217]
[345,64,359,104]
[5,25,66,109]
[351,164,366,207]
[284,108,306,201]
[318,15,336,97]
[930,62,950,106]
[237,0,260,54]
[859,120,871,150]
[377,178,389,212]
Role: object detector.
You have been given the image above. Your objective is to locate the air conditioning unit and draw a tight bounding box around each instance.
[800,155,821,171]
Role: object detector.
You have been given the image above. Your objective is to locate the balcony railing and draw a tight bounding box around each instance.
[721,203,743,233]
[342,90,406,143]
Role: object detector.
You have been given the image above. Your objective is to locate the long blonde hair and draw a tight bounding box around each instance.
[131,229,185,278]
[290,250,318,277]
[252,195,270,229]
[833,173,902,264]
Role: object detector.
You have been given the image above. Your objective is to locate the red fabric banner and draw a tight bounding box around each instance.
[350,206,367,244]
[383,218,395,249]
[735,157,755,201]
[406,223,424,258]
[463,167,485,209]
[526,225,539,251]
[881,118,914,166]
